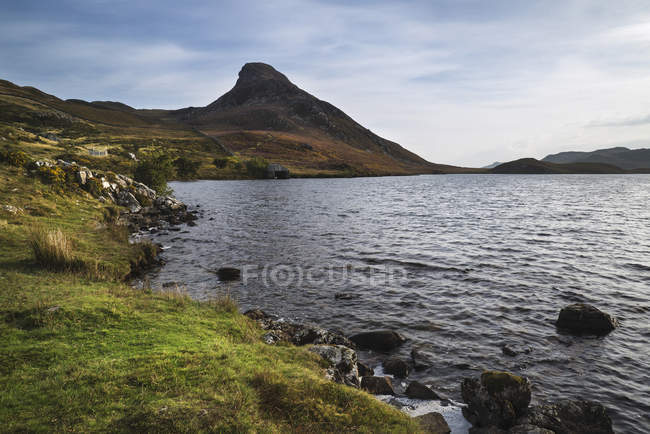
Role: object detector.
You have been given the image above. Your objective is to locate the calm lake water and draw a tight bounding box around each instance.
[142,174,650,433]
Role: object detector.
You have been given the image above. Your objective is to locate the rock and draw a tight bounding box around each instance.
[292,326,355,348]
[76,169,92,185]
[349,330,406,352]
[516,400,614,434]
[461,371,532,429]
[309,344,360,388]
[1,204,22,214]
[416,412,451,433]
[502,345,518,357]
[357,361,374,377]
[469,427,506,434]
[116,191,142,213]
[508,424,554,434]
[244,308,270,321]
[216,267,241,281]
[155,195,185,212]
[556,303,619,335]
[360,376,395,395]
[405,380,440,400]
[383,357,410,378]
[411,347,433,371]
[133,182,156,201]
[262,331,285,345]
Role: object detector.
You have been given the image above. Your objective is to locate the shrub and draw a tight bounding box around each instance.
[134,153,174,195]
[84,177,104,197]
[0,149,30,167]
[36,166,66,189]
[244,157,269,179]
[30,229,86,272]
[213,157,229,169]
[173,156,201,179]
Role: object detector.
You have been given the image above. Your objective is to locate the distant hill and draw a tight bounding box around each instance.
[490,158,634,174]
[0,64,474,177]
[482,161,502,169]
[542,147,650,170]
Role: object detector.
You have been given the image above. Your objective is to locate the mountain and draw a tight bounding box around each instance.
[542,147,650,170]
[169,62,456,176]
[0,64,470,177]
[489,158,645,174]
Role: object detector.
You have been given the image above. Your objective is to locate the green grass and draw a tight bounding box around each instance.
[0,163,419,432]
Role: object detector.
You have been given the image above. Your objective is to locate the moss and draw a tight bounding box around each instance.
[481,370,527,395]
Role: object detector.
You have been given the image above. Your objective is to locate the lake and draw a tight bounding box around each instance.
[140,174,650,433]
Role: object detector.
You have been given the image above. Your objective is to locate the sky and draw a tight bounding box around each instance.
[2,0,650,167]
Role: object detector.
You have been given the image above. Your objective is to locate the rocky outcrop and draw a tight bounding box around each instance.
[405,381,440,400]
[415,412,451,434]
[461,371,532,429]
[349,330,406,352]
[26,158,196,233]
[309,345,359,388]
[243,309,355,348]
[383,357,410,378]
[556,303,619,335]
[360,376,395,395]
[516,400,614,434]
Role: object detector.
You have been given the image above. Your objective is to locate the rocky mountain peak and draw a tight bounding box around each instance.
[236,63,292,86]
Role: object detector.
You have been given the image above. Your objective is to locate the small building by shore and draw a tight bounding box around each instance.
[266,163,290,179]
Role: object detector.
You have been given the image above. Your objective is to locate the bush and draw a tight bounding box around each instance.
[0,149,31,167]
[213,157,229,169]
[84,177,104,197]
[30,229,86,272]
[173,156,200,179]
[245,157,269,179]
[36,166,66,188]
[134,153,174,194]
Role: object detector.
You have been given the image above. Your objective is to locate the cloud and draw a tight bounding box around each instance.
[2,0,650,166]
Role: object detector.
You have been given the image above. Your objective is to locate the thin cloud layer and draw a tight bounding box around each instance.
[1,0,650,166]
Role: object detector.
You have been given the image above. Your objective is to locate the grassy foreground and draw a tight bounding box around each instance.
[0,165,418,432]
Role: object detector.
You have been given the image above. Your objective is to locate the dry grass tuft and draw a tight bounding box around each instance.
[29,228,86,272]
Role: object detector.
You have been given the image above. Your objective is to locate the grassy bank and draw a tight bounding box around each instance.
[0,164,418,432]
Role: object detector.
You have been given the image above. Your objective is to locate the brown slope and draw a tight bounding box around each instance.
[171,62,446,175]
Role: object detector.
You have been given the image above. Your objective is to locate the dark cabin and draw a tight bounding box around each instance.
[266,163,290,179]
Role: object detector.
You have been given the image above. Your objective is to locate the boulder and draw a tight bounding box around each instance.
[516,400,614,434]
[411,347,433,371]
[155,195,186,212]
[360,376,395,395]
[556,303,619,335]
[415,412,451,434]
[357,361,374,377]
[383,357,410,378]
[292,326,355,348]
[349,330,406,352]
[116,191,142,213]
[461,371,532,429]
[405,380,440,400]
[508,425,554,434]
[244,308,269,321]
[134,182,157,201]
[309,344,360,388]
[216,267,241,281]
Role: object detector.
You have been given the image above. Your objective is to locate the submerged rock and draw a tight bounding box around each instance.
[216,267,241,281]
[516,400,614,434]
[405,380,440,400]
[556,303,619,335]
[309,344,360,388]
[415,412,451,434]
[360,376,395,395]
[349,330,406,351]
[461,371,532,429]
[411,347,433,371]
[383,357,411,378]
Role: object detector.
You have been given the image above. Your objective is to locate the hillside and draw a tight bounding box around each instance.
[542,146,650,170]
[491,158,631,174]
[0,64,466,178]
